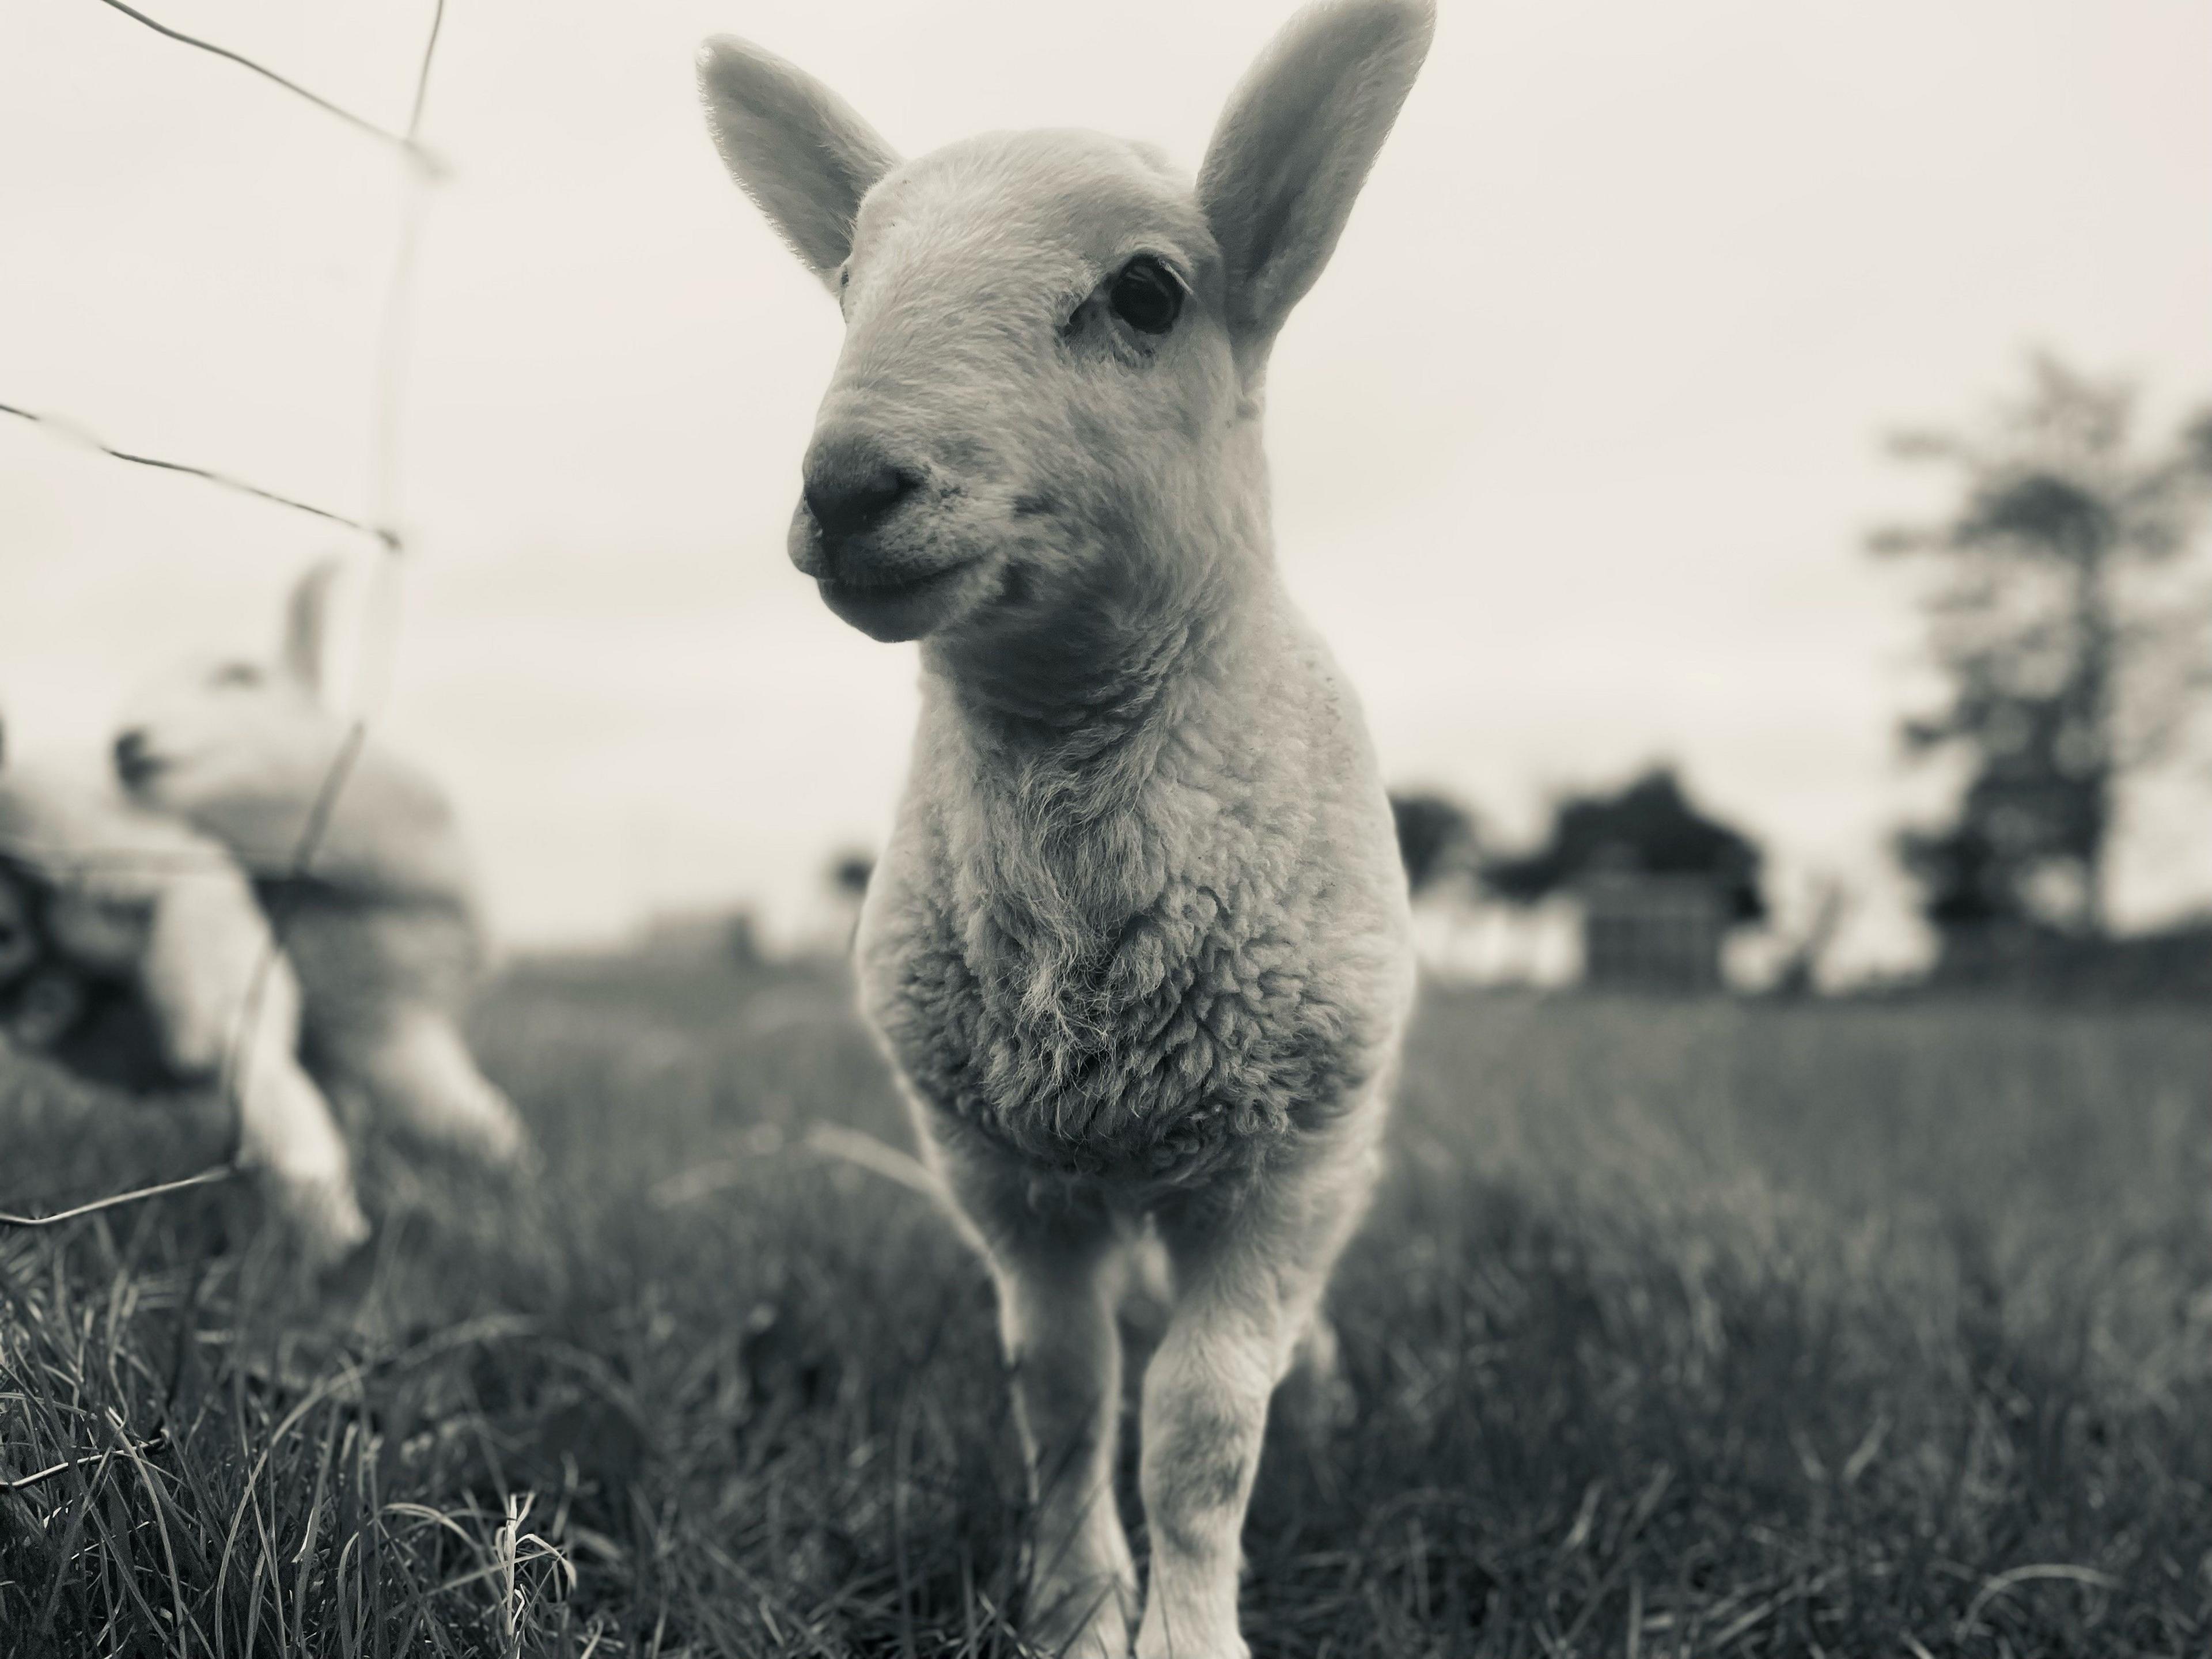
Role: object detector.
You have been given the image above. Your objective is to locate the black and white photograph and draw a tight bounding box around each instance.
[2,1,2210,1653]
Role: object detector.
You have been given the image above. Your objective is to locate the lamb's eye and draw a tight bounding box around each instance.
[1108,256,1181,335]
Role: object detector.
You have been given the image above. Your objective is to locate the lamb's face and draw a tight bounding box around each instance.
[110,656,341,825]
[792,131,1244,644]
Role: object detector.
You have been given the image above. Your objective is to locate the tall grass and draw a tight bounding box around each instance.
[3,968,2210,1655]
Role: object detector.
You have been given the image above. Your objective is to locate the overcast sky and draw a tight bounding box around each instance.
[3,0,2209,972]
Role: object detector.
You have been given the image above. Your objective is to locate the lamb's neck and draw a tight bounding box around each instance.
[925,557,1277,808]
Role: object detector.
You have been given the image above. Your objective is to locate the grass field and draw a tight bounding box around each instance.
[4,961,2211,1656]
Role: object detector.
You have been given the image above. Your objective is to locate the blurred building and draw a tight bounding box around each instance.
[1481,768,1767,995]
[1578,859,1730,992]
[634,906,762,967]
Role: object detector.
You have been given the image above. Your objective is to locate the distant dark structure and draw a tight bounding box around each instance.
[1577,862,1731,991]
[1912,900,2212,1002]
[828,850,874,900]
[822,847,877,956]
[637,906,761,967]
[1387,789,1479,895]
[1487,767,1764,993]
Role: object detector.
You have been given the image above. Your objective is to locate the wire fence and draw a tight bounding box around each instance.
[0,0,448,1229]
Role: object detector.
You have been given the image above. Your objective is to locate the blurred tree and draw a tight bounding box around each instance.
[1874,357,2212,937]
[1768,872,1849,999]
[1484,766,1766,922]
[1388,789,1479,895]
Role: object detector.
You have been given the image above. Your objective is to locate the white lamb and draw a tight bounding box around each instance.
[108,560,527,1175]
[0,740,369,1258]
[699,6,1431,1656]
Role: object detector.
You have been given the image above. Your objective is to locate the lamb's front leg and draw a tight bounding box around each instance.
[344,1007,527,1166]
[938,1153,1136,1658]
[1135,1146,1379,1659]
[1003,1238,1141,1656]
[135,877,366,1260]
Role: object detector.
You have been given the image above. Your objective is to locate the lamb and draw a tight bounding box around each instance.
[108,559,527,1175]
[698,6,1431,1655]
[0,738,369,1258]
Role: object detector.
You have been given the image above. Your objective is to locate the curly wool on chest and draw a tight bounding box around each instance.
[871,793,1383,1184]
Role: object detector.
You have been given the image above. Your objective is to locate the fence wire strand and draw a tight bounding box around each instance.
[90,0,440,169]
[1,0,450,1232]
[215,0,447,1142]
[0,402,391,545]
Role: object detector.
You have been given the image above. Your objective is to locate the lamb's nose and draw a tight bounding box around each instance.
[113,729,151,781]
[802,432,919,543]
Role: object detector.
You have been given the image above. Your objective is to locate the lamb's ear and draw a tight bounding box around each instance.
[1199,0,1433,365]
[281,559,341,700]
[697,36,899,291]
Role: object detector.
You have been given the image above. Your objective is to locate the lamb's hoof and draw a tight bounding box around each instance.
[476,1120,541,1187]
[269,1173,372,1269]
[1025,1569,1136,1659]
[1134,1637,1243,1659]
[444,1088,533,1172]
[1134,1611,1245,1659]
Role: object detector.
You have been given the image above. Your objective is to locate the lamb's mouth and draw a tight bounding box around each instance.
[816,558,978,641]
[113,751,169,791]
